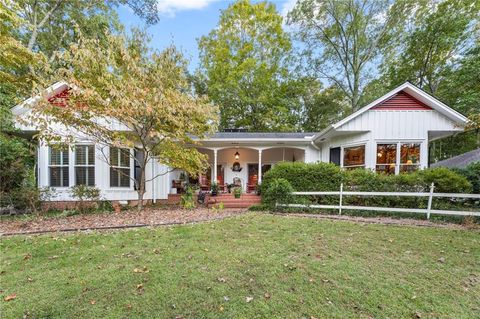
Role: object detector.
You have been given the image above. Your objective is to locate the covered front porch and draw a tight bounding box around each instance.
[170,146,306,194]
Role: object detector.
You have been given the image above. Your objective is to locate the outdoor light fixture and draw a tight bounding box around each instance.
[234,151,240,160]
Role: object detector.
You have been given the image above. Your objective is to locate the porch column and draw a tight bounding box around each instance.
[213,149,218,184]
[258,149,263,185]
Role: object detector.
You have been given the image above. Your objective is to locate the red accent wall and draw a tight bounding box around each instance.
[372,91,432,110]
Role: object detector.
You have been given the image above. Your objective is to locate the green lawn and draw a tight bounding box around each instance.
[1,213,479,318]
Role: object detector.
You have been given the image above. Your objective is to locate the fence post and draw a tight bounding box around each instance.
[339,183,343,215]
[427,183,435,219]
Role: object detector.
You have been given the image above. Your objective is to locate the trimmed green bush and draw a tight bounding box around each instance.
[262,178,294,208]
[260,162,474,211]
[262,162,343,193]
[454,162,480,194]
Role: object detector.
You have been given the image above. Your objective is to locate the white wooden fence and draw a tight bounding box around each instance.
[276,183,480,219]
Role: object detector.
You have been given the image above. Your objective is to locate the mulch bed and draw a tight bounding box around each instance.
[0,207,247,236]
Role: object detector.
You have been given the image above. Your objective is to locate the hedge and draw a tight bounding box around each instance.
[261,162,473,209]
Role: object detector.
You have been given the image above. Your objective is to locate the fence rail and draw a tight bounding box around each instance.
[276,183,480,219]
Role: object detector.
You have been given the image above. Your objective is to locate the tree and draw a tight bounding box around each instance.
[17,0,160,53]
[381,0,479,94]
[0,0,39,200]
[31,30,218,210]
[197,0,302,132]
[288,0,411,111]
[299,79,348,132]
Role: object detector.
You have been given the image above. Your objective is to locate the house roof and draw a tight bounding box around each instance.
[431,149,480,169]
[313,82,469,142]
[209,132,316,139]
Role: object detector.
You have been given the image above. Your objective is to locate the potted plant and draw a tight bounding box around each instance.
[211,181,218,196]
[233,186,242,199]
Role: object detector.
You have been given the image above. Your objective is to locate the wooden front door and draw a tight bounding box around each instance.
[247,164,258,193]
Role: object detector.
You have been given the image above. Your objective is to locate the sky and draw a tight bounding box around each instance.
[117,0,297,72]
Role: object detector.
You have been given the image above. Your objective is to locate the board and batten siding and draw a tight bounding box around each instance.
[319,108,461,170]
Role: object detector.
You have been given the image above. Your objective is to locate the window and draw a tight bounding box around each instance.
[343,145,365,169]
[49,146,69,187]
[400,143,420,172]
[330,147,341,166]
[376,144,397,174]
[75,145,95,186]
[110,147,130,187]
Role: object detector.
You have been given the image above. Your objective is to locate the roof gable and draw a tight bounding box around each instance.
[371,91,432,110]
[313,82,468,141]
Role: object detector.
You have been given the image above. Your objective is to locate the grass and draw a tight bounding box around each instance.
[1,213,479,318]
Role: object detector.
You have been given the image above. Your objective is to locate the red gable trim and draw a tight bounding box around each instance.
[372,90,432,110]
[48,88,70,108]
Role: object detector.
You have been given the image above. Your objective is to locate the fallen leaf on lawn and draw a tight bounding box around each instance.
[310,316,318,319]
[27,277,33,282]
[136,284,144,290]
[23,254,31,260]
[89,300,96,305]
[309,278,315,283]
[264,292,271,299]
[4,293,16,301]
[126,304,132,310]
[219,306,224,312]
[153,249,160,254]
[204,248,209,252]
[223,296,230,301]
[246,296,253,303]
[415,311,422,318]
[438,257,446,263]
[48,255,58,260]
[217,277,226,283]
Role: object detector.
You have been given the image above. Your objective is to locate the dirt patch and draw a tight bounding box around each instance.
[274,212,478,230]
[0,207,246,236]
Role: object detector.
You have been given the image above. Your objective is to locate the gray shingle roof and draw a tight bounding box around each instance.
[431,148,480,169]
[209,132,316,139]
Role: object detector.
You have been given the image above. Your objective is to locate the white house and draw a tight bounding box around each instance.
[12,82,468,204]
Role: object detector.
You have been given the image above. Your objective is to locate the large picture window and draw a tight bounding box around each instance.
[400,143,421,172]
[376,144,397,174]
[110,147,130,187]
[75,145,95,186]
[49,146,69,187]
[343,145,365,169]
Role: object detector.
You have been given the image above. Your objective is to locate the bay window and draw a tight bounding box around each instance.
[75,145,95,186]
[110,147,131,187]
[49,146,69,187]
[343,145,365,169]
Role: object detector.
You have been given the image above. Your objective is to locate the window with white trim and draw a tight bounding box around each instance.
[110,147,130,187]
[376,144,397,174]
[49,146,69,187]
[400,143,421,173]
[75,145,95,186]
[343,145,365,170]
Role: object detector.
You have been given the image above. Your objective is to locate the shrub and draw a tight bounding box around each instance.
[262,162,343,193]
[180,186,195,209]
[262,178,294,208]
[455,162,480,194]
[417,167,472,193]
[70,185,101,213]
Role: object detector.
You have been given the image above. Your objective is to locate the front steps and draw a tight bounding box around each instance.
[166,193,261,209]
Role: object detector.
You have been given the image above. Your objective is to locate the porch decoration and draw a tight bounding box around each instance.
[233,187,242,199]
[234,151,240,160]
[211,181,218,196]
[231,162,242,172]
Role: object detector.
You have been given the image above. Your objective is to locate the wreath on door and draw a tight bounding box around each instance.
[231,161,242,172]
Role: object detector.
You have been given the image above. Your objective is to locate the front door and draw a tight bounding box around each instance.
[247,164,258,192]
